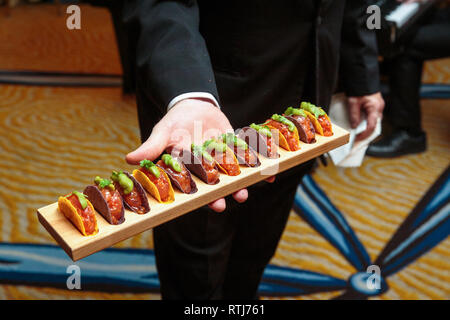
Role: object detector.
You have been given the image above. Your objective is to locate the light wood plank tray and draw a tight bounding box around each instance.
[37,125,349,261]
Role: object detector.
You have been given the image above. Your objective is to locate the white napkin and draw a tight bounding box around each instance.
[327,93,381,167]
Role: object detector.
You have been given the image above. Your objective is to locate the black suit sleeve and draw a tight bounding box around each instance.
[340,0,381,97]
[122,0,219,113]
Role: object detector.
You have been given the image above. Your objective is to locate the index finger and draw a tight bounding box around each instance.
[356,111,378,141]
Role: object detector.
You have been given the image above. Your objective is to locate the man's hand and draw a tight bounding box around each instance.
[347,92,385,141]
[126,98,248,213]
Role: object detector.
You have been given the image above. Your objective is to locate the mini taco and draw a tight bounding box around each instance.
[264,114,301,151]
[157,154,197,194]
[203,138,241,176]
[133,160,175,203]
[220,132,260,167]
[180,145,220,185]
[237,124,279,159]
[299,101,333,136]
[284,107,316,143]
[83,176,125,225]
[58,191,98,236]
[110,170,150,214]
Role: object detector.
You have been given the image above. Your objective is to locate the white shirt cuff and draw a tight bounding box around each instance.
[167,92,220,111]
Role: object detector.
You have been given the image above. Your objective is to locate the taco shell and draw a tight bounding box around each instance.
[83,185,125,225]
[159,157,198,194]
[228,142,261,167]
[237,127,279,159]
[300,103,333,136]
[265,122,300,151]
[319,113,333,136]
[234,145,261,167]
[209,146,241,176]
[58,196,98,236]
[179,149,220,185]
[284,115,316,144]
[114,171,150,214]
[133,167,175,203]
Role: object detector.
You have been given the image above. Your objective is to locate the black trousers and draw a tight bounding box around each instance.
[153,161,313,299]
[386,7,450,132]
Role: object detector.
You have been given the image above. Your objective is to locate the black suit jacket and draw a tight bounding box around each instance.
[123,0,380,140]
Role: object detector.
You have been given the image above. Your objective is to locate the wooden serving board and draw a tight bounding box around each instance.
[37,125,349,261]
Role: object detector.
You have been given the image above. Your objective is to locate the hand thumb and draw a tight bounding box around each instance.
[126,125,169,164]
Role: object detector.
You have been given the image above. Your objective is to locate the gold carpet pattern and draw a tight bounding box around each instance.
[0,4,122,74]
[0,4,448,300]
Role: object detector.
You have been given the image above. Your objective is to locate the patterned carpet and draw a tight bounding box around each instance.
[0,4,448,300]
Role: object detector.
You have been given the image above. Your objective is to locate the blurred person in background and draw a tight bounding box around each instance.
[367,0,450,158]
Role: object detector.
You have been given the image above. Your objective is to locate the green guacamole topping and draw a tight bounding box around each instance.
[68,191,88,210]
[220,133,248,150]
[94,176,115,190]
[271,114,296,132]
[191,144,214,163]
[300,101,326,118]
[284,106,307,118]
[110,171,134,195]
[203,139,228,153]
[139,159,161,178]
[249,123,272,138]
[161,154,182,173]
